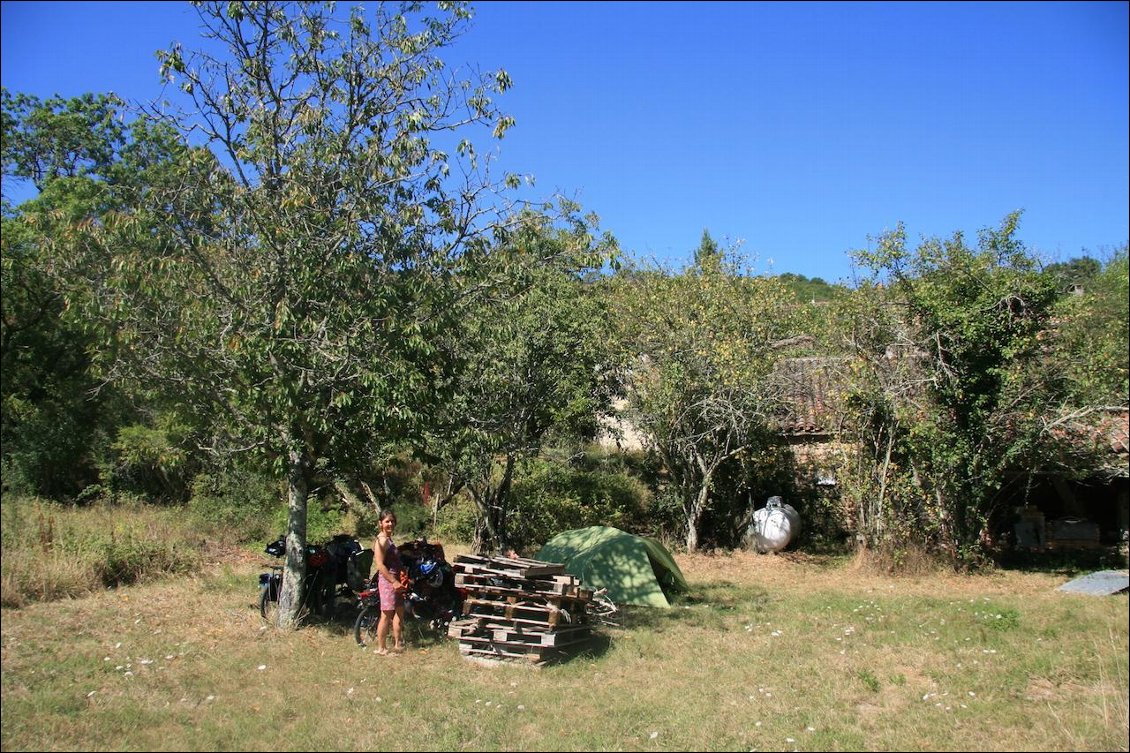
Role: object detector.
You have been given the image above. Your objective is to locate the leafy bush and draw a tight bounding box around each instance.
[103,418,198,503]
[270,496,348,545]
[507,459,651,552]
[433,496,478,545]
[188,465,280,544]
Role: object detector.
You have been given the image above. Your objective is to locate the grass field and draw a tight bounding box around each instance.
[1,546,1127,752]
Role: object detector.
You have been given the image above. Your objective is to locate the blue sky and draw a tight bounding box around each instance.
[2,1,1127,283]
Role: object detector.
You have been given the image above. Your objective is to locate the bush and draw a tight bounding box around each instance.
[188,465,281,544]
[275,495,348,545]
[507,459,651,552]
[433,496,477,545]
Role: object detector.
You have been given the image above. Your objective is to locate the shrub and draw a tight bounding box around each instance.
[433,496,478,545]
[188,465,281,544]
[507,460,651,552]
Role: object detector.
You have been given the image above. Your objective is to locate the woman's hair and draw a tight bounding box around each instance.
[378,508,396,522]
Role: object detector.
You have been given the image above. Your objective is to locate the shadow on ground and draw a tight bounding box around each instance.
[995,545,1128,576]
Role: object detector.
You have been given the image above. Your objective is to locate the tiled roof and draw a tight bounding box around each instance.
[772,357,850,436]
[1103,409,1129,456]
[1072,407,1129,459]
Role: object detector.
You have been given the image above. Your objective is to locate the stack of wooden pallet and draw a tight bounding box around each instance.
[448,554,594,665]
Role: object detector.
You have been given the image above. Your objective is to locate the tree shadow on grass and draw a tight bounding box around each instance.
[612,581,774,633]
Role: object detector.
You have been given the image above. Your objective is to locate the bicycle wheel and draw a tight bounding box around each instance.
[353,605,379,647]
[259,589,278,623]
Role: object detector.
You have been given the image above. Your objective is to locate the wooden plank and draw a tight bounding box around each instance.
[450,615,593,641]
[455,572,591,599]
[454,571,583,590]
[462,596,590,627]
[453,554,565,578]
[457,634,578,656]
[461,609,564,629]
[482,620,592,637]
[488,626,592,647]
[458,642,547,664]
[463,591,591,610]
[447,617,486,639]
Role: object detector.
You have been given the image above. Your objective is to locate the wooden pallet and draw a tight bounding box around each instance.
[458,641,552,664]
[453,554,565,579]
[454,571,592,599]
[461,596,589,627]
[452,554,600,666]
[457,627,591,650]
[449,618,591,646]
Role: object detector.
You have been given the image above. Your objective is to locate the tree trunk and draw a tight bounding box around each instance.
[470,455,517,555]
[334,477,375,516]
[276,442,313,628]
[683,471,714,553]
[680,443,723,554]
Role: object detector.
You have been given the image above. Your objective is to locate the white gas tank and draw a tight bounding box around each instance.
[748,496,801,553]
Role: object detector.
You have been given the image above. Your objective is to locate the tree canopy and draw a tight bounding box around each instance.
[39,1,521,626]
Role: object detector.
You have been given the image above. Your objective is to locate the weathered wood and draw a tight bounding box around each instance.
[487,625,592,647]
[453,553,565,578]
[455,571,591,599]
[453,553,601,666]
[458,641,548,663]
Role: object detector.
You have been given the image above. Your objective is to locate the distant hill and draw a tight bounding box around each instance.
[775,272,846,302]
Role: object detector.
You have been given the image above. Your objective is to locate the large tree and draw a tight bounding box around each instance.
[424,205,618,554]
[2,90,188,498]
[51,1,519,626]
[847,213,1064,567]
[609,238,807,552]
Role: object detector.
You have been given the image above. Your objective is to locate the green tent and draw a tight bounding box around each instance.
[534,526,689,608]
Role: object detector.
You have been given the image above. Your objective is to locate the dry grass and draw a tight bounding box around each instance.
[1,499,202,608]
[1,546,1126,751]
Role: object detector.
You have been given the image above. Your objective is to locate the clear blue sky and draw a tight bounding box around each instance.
[2,1,1127,283]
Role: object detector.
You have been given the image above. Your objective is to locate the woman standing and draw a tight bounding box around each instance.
[371,509,406,655]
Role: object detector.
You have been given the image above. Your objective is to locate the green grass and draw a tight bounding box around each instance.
[2,545,1126,751]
